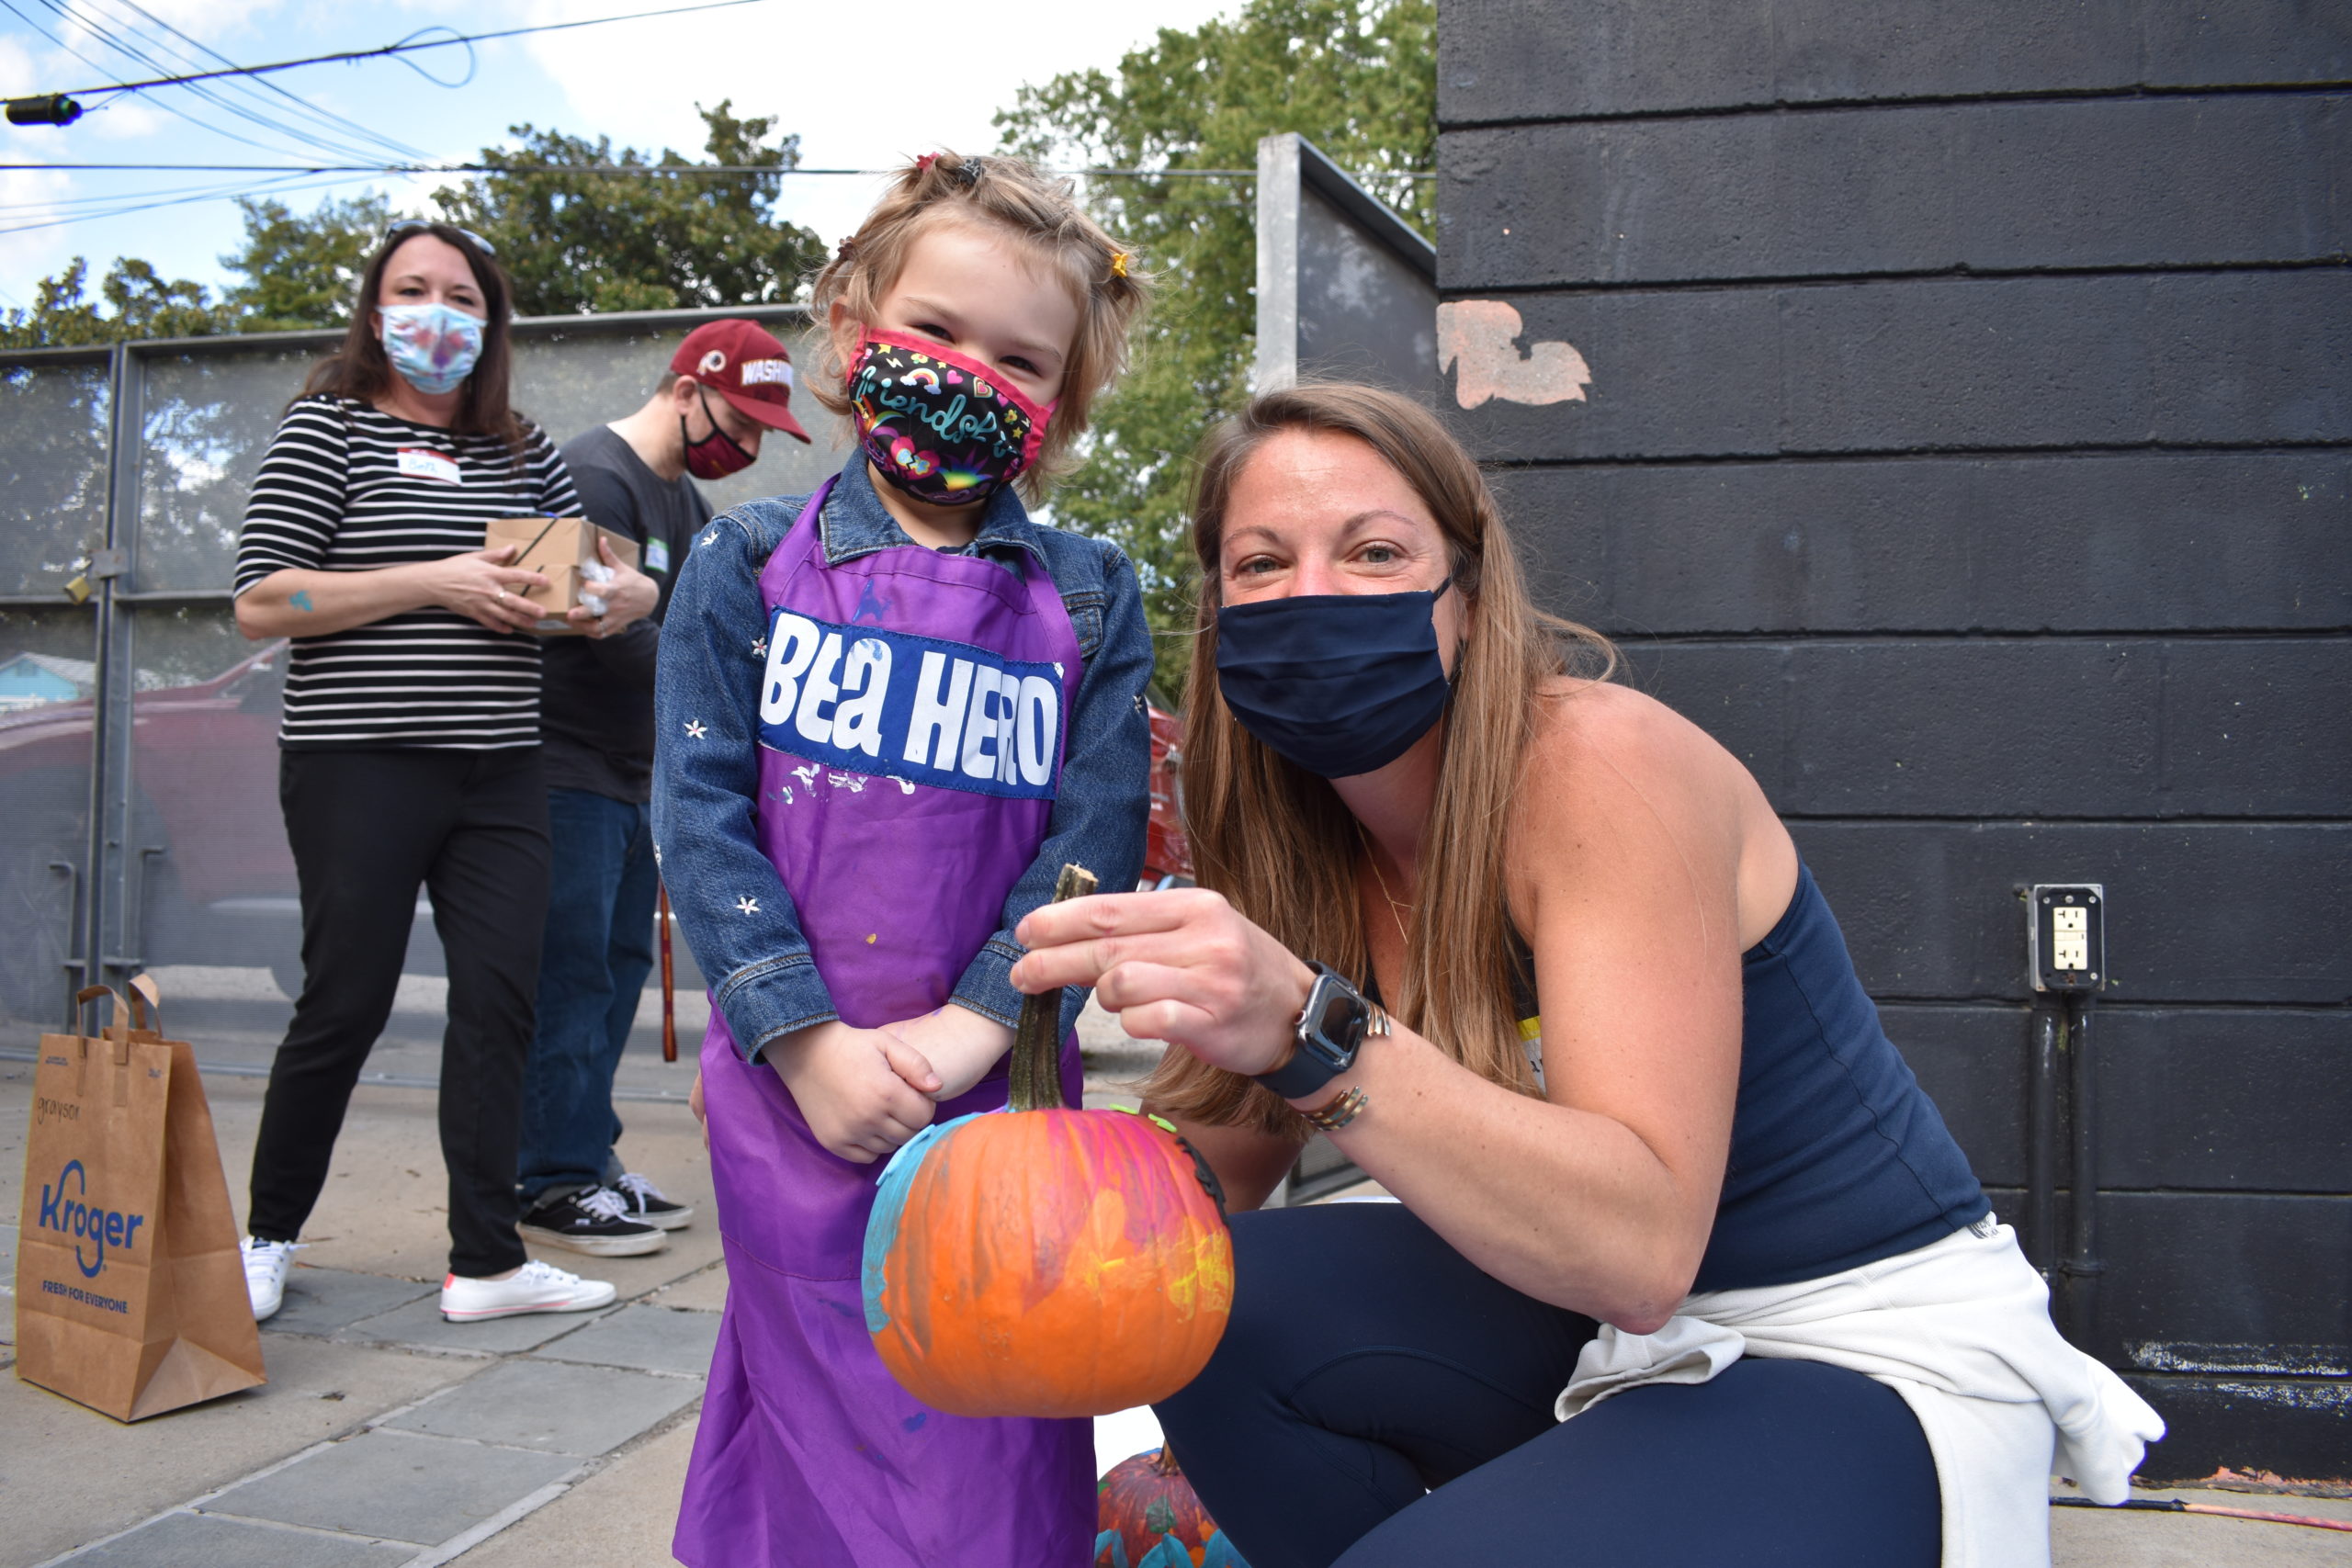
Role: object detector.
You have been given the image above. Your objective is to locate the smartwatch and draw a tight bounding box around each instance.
[1255,962,1374,1102]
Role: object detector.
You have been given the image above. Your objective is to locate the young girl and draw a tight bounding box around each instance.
[653,152,1155,1567]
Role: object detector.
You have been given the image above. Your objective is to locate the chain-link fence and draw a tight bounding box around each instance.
[0,305,845,1082]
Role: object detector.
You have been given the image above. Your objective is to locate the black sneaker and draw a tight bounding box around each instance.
[520,1187,667,1257]
[612,1171,695,1231]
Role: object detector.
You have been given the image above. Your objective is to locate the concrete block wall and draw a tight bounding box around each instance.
[1436,0,2349,1479]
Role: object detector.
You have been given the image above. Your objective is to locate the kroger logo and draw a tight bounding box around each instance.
[758,611,1062,801]
[38,1159,146,1279]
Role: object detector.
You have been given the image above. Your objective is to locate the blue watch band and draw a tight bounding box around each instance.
[1255,963,1367,1101]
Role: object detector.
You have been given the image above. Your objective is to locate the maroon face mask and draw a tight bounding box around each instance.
[682,387,757,480]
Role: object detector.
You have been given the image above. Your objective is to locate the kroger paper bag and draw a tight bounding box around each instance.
[16,977,265,1420]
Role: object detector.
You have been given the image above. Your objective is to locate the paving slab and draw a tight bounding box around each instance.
[645,1261,727,1314]
[62,1513,415,1568]
[450,1415,699,1567]
[0,1333,475,1568]
[265,1268,436,1337]
[2052,1485,2352,1567]
[192,1077,717,1293]
[201,1428,576,1546]
[337,1293,615,1356]
[530,1303,720,1377]
[380,1357,700,1456]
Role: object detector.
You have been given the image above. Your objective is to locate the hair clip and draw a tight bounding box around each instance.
[1110,250,1131,279]
[953,155,984,188]
[914,152,940,175]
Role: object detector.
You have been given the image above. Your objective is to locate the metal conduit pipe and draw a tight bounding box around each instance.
[2028,999,2064,1280]
[2062,990,2104,1346]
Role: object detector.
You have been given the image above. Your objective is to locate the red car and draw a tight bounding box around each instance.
[1142,704,1193,887]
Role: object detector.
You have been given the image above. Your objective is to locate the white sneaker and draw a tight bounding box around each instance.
[440,1258,617,1322]
[242,1235,297,1322]
[612,1170,695,1231]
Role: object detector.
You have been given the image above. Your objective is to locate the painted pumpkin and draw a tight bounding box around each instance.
[1096,1446,1253,1568]
[862,865,1236,1418]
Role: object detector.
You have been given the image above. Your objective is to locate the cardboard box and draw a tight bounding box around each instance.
[485,516,640,636]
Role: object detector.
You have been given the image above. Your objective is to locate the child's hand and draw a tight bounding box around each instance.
[766,1021,942,1163]
[688,1066,707,1151]
[880,1004,1017,1103]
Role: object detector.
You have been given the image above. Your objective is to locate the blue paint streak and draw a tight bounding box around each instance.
[900,1410,928,1433]
[289,590,314,612]
[859,1109,982,1334]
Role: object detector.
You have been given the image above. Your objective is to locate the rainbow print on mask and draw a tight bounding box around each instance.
[847,331,1057,507]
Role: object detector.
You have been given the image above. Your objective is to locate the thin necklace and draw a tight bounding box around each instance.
[1357,823,1413,944]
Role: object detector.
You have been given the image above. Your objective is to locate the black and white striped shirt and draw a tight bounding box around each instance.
[233,396,582,750]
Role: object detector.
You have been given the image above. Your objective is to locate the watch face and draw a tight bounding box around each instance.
[1304,977,1367,1065]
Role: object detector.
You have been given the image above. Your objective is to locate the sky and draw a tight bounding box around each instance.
[0,0,1238,310]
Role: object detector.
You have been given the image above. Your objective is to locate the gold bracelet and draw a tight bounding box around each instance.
[1300,1084,1367,1133]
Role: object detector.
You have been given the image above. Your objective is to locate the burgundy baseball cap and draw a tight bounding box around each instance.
[672,319,811,443]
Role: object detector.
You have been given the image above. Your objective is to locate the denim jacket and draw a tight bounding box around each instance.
[651,459,1153,1062]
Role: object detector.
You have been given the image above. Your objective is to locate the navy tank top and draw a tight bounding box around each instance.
[1501,863,1988,1293]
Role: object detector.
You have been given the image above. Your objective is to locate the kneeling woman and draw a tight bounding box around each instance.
[1012,383,2160,1568]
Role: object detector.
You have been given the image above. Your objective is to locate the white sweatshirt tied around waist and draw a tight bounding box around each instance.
[1557,1218,2165,1568]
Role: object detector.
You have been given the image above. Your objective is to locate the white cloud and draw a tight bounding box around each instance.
[0,165,79,299]
[517,0,1237,244]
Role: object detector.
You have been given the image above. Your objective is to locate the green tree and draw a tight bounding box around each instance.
[434,99,825,316]
[0,256,229,349]
[998,0,1435,703]
[218,190,391,331]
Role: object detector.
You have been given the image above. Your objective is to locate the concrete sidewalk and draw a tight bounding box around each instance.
[5,1012,2347,1566]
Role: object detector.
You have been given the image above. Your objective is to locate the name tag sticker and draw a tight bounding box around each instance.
[644,538,671,574]
[396,447,461,485]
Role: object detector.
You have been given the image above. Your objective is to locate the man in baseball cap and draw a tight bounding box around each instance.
[515,318,809,1258]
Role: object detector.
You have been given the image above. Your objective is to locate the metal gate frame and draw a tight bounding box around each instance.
[0,303,810,1028]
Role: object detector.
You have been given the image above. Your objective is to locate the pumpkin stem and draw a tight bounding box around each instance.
[1011,863,1098,1112]
[1151,1444,1183,1477]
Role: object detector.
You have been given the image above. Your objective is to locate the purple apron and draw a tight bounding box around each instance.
[674,480,1093,1568]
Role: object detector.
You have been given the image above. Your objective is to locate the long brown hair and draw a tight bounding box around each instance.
[1142,382,1616,1137]
[804,150,1150,502]
[300,222,527,453]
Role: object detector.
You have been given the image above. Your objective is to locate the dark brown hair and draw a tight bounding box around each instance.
[300,222,527,452]
[1143,381,1617,1136]
[805,150,1149,501]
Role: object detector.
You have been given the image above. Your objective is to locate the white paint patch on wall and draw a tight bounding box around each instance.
[1437,299,1591,411]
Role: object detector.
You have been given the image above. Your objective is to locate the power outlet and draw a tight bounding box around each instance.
[2029,885,2105,993]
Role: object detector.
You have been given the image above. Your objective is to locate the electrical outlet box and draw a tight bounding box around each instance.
[2029,884,2106,992]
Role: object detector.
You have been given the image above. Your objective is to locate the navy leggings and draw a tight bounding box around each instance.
[1155,1204,1940,1568]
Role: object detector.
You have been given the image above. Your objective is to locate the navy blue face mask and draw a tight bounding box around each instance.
[1216,578,1455,778]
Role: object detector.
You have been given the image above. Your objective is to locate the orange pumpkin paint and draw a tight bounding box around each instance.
[862,863,1235,1418]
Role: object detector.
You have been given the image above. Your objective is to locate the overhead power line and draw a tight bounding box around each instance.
[0,162,1436,178]
[10,0,760,102]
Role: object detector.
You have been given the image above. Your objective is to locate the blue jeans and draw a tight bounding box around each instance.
[519,787,658,1206]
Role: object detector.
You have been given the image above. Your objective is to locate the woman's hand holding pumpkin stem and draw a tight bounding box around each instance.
[766,1020,940,1163]
[1012,887,1317,1081]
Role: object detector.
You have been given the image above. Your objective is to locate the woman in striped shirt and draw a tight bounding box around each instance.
[231,221,656,1325]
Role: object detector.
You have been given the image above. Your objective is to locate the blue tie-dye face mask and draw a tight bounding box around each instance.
[379,302,484,396]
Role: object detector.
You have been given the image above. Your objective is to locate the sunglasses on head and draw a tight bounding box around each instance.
[384,219,497,258]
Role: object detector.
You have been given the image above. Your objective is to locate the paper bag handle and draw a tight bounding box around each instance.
[74,976,161,1039]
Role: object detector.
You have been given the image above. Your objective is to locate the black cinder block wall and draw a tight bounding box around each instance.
[1436,0,2349,1481]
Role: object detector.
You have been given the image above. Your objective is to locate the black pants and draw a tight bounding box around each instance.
[248,748,550,1277]
[1156,1204,1940,1568]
